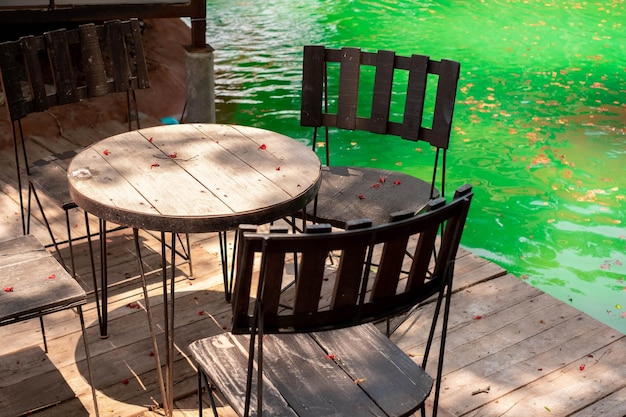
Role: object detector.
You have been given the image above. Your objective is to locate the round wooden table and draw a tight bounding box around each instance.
[68,123,321,417]
[68,123,321,233]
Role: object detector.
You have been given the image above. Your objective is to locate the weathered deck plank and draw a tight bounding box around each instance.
[0,121,623,417]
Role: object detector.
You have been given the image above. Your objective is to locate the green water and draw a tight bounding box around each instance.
[204,0,626,333]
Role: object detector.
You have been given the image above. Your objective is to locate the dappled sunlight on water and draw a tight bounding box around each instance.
[205,0,625,333]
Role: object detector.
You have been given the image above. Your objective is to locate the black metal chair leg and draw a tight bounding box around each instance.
[78,305,100,417]
[65,209,77,278]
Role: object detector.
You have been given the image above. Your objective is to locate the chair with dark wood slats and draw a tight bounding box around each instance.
[300,45,461,228]
[0,234,99,416]
[1,19,192,338]
[190,184,474,417]
[0,18,150,276]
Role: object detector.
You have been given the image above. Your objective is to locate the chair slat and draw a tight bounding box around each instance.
[105,20,131,92]
[331,219,371,309]
[0,40,29,121]
[79,23,109,97]
[336,47,361,130]
[300,45,325,127]
[369,210,415,300]
[45,29,79,106]
[127,18,150,89]
[21,36,50,112]
[231,226,260,333]
[370,49,395,134]
[261,249,288,329]
[293,224,331,314]
[401,54,429,141]
[430,58,461,148]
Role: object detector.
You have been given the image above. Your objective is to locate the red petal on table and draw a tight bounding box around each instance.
[47,273,56,280]
[169,153,177,158]
[379,177,386,184]
[151,163,160,169]
[3,287,13,292]
[103,150,110,155]
[579,364,585,371]
[276,166,281,170]
[372,183,381,188]
[358,195,366,200]
[474,315,482,320]
[393,180,401,185]
[198,311,204,316]
[326,353,336,360]
[258,144,267,150]
[121,379,129,385]
[148,137,153,142]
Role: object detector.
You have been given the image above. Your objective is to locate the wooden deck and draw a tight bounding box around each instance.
[0,120,624,417]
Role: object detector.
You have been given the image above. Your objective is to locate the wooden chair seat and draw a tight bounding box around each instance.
[190,324,433,417]
[0,234,99,416]
[311,165,436,227]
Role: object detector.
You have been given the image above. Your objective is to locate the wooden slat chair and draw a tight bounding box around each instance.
[1,19,192,337]
[0,19,150,277]
[300,45,461,228]
[189,184,474,417]
[0,234,99,416]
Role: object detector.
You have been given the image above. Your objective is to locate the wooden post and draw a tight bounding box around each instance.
[185,44,215,123]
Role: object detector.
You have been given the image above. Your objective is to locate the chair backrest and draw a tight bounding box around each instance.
[231,184,473,335]
[0,18,149,123]
[300,45,460,197]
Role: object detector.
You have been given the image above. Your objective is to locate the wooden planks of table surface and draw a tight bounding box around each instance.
[0,120,624,417]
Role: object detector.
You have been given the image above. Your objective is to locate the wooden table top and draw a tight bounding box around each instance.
[68,123,322,233]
